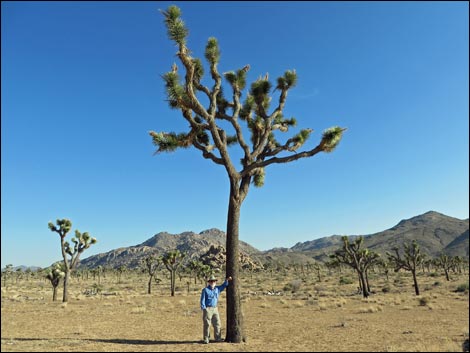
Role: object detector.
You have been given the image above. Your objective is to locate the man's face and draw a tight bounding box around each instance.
[209,280,216,289]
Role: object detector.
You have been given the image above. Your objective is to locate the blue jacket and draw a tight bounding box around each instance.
[200,280,229,310]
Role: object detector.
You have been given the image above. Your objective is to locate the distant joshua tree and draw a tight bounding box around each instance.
[435,253,453,281]
[162,250,185,296]
[151,6,345,342]
[48,219,97,302]
[2,264,14,288]
[387,240,425,295]
[141,254,162,294]
[45,263,65,301]
[331,236,380,298]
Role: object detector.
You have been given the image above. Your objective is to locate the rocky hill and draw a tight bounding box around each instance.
[78,228,262,269]
[77,211,469,269]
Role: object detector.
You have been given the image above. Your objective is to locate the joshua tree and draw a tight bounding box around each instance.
[387,240,425,295]
[162,250,185,296]
[141,254,162,294]
[435,253,453,281]
[48,219,97,302]
[45,263,65,301]
[151,5,345,342]
[2,264,14,288]
[331,236,380,298]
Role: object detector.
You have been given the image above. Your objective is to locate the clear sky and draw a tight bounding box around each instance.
[2,1,469,268]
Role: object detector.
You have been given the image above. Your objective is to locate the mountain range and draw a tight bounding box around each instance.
[76,211,468,269]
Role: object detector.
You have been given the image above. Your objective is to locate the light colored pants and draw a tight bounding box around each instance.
[203,307,221,342]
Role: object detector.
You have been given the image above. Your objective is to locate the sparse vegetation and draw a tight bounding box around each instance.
[1,265,468,352]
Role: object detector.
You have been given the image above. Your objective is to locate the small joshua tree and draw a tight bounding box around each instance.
[387,240,425,295]
[162,250,185,296]
[152,5,346,342]
[435,253,453,281]
[141,254,162,294]
[48,219,97,302]
[331,236,380,298]
[2,264,14,288]
[45,263,65,301]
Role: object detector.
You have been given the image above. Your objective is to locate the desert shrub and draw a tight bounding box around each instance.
[291,280,302,293]
[382,285,391,293]
[455,282,469,293]
[339,276,353,285]
[418,297,430,306]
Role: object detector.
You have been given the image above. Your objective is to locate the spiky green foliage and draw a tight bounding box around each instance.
[250,79,272,105]
[205,37,220,64]
[48,219,72,237]
[162,71,189,109]
[321,126,346,152]
[224,69,247,91]
[253,168,265,187]
[289,128,313,151]
[161,5,188,46]
[192,58,204,82]
[239,95,255,120]
[149,131,191,153]
[45,263,65,282]
[65,230,97,257]
[276,70,297,90]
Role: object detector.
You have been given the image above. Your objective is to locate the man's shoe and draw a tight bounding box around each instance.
[203,339,209,344]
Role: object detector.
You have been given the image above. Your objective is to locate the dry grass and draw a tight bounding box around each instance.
[1,270,469,352]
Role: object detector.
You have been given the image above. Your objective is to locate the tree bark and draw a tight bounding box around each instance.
[225,190,244,343]
[63,271,70,302]
[52,285,58,301]
[411,269,420,296]
[148,275,153,294]
[358,271,369,298]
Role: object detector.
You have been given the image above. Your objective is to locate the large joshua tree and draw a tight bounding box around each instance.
[151,5,346,342]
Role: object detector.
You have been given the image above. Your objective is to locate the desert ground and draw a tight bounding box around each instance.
[1,268,468,352]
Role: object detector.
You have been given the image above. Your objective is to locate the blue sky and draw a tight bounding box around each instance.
[2,1,468,268]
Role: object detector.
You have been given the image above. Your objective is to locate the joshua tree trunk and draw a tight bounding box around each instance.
[359,271,369,298]
[225,188,244,343]
[63,271,70,302]
[411,269,420,295]
[148,274,153,294]
[170,271,175,296]
[52,285,58,301]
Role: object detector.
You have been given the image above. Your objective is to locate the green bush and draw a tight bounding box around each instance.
[418,297,429,306]
[339,276,353,285]
[382,285,391,293]
[455,282,469,293]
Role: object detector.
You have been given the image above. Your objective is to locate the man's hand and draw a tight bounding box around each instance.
[227,276,233,281]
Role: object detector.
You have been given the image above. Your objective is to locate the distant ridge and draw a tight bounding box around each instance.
[286,211,469,261]
[71,211,469,269]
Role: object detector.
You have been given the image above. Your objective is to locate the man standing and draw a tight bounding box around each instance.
[200,274,233,344]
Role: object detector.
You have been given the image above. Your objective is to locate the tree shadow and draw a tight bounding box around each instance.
[85,338,202,345]
[3,337,202,345]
